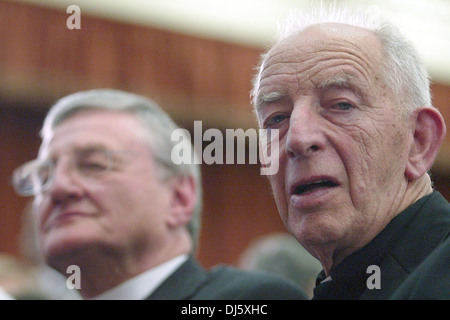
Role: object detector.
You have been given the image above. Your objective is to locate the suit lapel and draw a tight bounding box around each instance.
[146,257,209,300]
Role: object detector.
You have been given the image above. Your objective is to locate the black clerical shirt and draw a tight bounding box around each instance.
[312,193,439,300]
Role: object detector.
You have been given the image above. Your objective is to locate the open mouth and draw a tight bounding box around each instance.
[293,179,338,196]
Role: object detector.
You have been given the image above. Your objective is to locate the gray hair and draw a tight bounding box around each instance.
[251,2,432,118]
[39,89,203,249]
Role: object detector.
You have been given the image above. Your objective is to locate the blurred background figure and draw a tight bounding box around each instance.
[0,252,48,299]
[238,233,322,298]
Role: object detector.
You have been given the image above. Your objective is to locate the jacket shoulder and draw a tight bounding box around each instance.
[194,266,307,300]
[390,237,450,299]
[362,192,449,299]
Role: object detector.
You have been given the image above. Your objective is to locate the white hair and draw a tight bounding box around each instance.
[252,1,432,117]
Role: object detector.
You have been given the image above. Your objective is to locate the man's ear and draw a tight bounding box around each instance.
[166,175,197,229]
[405,107,447,180]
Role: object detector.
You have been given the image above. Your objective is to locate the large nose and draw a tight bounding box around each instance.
[47,161,84,204]
[286,103,326,159]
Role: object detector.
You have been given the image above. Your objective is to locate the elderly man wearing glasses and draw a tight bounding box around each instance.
[12,89,306,300]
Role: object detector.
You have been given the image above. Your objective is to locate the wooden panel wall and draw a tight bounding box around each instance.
[0,106,44,256]
[0,1,448,269]
[0,1,260,128]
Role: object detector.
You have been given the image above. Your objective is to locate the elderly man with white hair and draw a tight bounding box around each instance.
[251,3,449,299]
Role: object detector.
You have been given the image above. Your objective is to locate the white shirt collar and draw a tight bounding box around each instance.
[91,254,188,300]
[321,276,332,284]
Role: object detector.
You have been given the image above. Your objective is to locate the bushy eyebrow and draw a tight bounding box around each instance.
[255,91,285,112]
[317,73,366,100]
[317,74,354,89]
[40,144,106,160]
[255,74,364,114]
[73,144,110,155]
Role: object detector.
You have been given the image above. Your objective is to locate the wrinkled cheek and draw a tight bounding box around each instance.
[336,130,375,211]
[354,134,389,188]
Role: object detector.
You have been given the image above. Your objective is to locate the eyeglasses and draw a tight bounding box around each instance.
[12,148,132,197]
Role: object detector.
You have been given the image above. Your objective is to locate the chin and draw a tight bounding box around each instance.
[288,212,345,248]
[42,229,101,270]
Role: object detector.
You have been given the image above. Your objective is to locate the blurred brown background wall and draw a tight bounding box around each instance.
[0,1,448,269]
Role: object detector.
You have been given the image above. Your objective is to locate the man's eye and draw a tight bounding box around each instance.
[265,114,288,128]
[76,149,111,173]
[77,155,110,172]
[78,161,108,171]
[332,102,354,111]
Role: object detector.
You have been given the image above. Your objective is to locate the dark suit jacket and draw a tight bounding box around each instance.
[390,236,449,299]
[146,257,307,300]
[360,192,450,299]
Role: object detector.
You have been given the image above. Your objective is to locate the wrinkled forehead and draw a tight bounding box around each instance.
[269,22,381,60]
[255,23,383,106]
